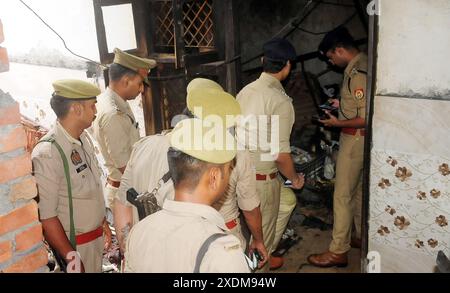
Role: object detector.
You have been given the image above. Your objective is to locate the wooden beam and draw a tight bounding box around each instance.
[132,0,149,58]
[172,0,186,68]
[92,0,109,64]
[223,0,241,95]
[141,84,156,135]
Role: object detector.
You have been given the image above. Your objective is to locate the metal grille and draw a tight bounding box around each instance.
[153,0,214,49]
[154,1,175,47]
[183,0,214,48]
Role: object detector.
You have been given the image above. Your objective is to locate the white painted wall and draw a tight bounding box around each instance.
[376,0,450,97]
[368,0,450,273]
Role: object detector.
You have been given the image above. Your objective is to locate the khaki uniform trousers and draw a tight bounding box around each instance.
[255,176,281,271]
[329,133,364,254]
[273,186,297,250]
[77,237,104,273]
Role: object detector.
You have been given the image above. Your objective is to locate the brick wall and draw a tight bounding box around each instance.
[0,19,9,72]
[0,90,48,273]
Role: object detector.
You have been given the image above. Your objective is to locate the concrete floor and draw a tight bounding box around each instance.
[273,205,362,273]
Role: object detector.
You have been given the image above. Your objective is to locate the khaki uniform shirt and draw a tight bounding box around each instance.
[213,150,260,222]
[339,52,368,121]
[32,121,105,232]
[124,200,250,273]
[236,72,295,174]
[93,88,140,181]
[118,134,173,224]
[118,136,260,225]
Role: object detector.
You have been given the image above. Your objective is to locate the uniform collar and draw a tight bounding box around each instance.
[345,52,363,75]
[106,87,131,114]
[55,120,82,146]
[259,72,285,92]
[162,200,228,231]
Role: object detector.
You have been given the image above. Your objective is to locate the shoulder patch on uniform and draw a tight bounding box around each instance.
[354,88,365,100]
[33,141,54,159]
[216,235,242,252]
[224,243,241,251]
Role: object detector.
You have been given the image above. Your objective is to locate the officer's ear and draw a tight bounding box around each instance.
[334,47,345,57]
[208,166,222,191]
[71,102,83,117]
[122,74,131,87]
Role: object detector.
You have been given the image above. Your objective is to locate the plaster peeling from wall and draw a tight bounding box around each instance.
[370,149,450,259]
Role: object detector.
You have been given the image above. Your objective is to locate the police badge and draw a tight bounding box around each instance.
[354,88,365,100]
[71,150,82,165]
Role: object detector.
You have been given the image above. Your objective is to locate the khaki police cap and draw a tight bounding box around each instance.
[186,78,224,94]
[187,88,241,127]
[170,118,237,164]
[52,79,101,100]
[113,48,157,84]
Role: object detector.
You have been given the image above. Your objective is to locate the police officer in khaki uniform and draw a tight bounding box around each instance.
[93,48,156,211]
[124,118,250,273]
[236,38,305,270]
[116,80,268,268]
[32,80,111,273]
[114,79,226,246]
[308,27,367,268]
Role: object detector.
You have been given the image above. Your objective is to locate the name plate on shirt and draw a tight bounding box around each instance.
[76,164,88,173]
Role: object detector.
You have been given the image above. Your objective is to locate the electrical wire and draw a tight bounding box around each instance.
[312,0,355,7]
[18,0,239,82]
[294,12,357,35]
[19,0,105,68]
[241,0,318,66]
[19,0,356,82]
[148,55,241,81]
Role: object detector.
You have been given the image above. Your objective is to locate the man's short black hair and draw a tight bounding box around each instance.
[319,26,356,55]
[167,147,214,191]
[181,107,196,118]
[262,58,288,74]
[108,63,138,82]
[50,95,74,118]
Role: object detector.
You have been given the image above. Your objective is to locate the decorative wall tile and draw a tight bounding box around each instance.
[369,150,450,263]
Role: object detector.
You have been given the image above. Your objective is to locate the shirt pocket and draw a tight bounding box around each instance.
[69,167,97,199]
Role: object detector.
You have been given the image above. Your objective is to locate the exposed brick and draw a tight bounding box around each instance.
[0,240,12,263]
[0,19,4,44]
[0,201,38,235]
[0,102,20,127]
[0,47,8,73]
[0,153,32,184]
[15,223,43,253]
[0,126,27,153]
[10,176,37,201]
[2,246,48,273]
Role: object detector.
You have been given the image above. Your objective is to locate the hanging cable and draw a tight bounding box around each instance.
[19,0,105,68]
[242,0,318,66]
[18,0,241,82]
[294,12,357,35]
[312,0,355,7]
[147,55,241,81]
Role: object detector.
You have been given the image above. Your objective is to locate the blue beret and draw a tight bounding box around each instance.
[263,38,297,62]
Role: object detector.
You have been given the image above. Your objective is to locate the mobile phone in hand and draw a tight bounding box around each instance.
[284,180,293,187]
